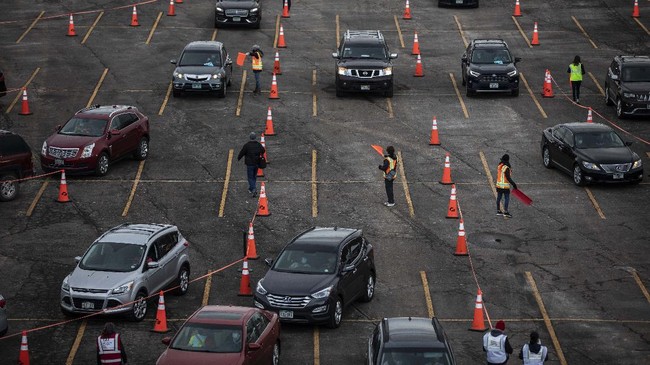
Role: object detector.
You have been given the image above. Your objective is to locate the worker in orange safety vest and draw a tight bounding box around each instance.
[495,154,517,218]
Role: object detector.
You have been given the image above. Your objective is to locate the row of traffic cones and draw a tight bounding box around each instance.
[65,5,143,36]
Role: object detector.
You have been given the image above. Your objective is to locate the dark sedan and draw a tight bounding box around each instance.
[254,227,376,329]
[215,0,261,28]
[171,41,233,98]
[439,0,479,8]
[541,123,643,185]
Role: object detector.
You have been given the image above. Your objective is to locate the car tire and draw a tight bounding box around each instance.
[173,264,190,296]
[271,341,280,365]
[227,77,232,87]
[129,291,148,322]
[254,20,261,29]
[605,86,614,106]
[511,88,519,97]
[0,173,19,202]
[60,306,78,318]
[542,146,553,169]
[95,152,110,177]
[359,274,375,303]
[133,137,149,161]
[217,82,226,98]
[616,98,626,119]
[573,164,586,186]
[384,85,394,98]
[461,74,466,86]
[466,86,475,97]
[336,87,345,98]
[326,297,343,329]
[172,90,181,98]
[0,325,7,337]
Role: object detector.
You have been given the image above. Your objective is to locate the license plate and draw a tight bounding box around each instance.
[456,0,464,3]
[613,173,624,179]
[81,301,95,309]
[192,83,202,89]
[489,83,499,89]
[55,159,64,166]
[360,85,370,91]
[233,16,241,22]
[279,310,293,319]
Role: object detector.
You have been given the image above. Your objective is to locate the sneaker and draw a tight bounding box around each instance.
[497,210,504,216]
[383,202,395,207]
[503,212,512,218]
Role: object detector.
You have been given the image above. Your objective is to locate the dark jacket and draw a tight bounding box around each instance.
[238,141,265,166]
[518,342,549,362]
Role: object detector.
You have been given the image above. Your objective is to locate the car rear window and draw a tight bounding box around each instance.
[0,134,31,155]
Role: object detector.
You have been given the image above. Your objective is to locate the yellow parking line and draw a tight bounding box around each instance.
[647,152,650,159]
[394,16,405,48]
[631,270,650,305]
[335,15,340,48]
[236,71,247,117]
[584,187,606,219]
[313,326,320,365]
[16,11,44,43]
[159,81,172,115]
[525,272,568,365]
[571,16,597,49]
[520,72,547,118]
[7,67,41,113]
[311,150,318,218]
[588,72,605,96]
[26,180,49,217]
[512,16,532,48]
[87,68,108,108]
[448,73,469,119]
[65,320,87,365]
[202,271,213,306]
[211,29,218,41]
[397,151,415,218]
[312,70,318,117]
[273,15,280,48]
[81,11,104,45]
[122,160,145,217]
[634,18,650,35]
[420,271,435,318]
[218,149,234,217]
[146,12,163,45]
[479,151,497,197]
[453,15,468,48]
[386,98,394,118]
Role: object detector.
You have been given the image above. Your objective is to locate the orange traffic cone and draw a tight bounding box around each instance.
[429,116,440,145]
[282,0,290,18]
[586,108,593,123]
[454,218,468,256]
[414,54,424,77]
[439,153,453,185]
[238,259,253,296]
[273,51,282,75]
[257,166,265,177]
[403,0,412,20]
[256,182,271,216]
[246,222,259,259]
[18,88,32,116]
[446,184,459,219]
[176,0,183,3]
[633,0,640,18]
[130,6,140,27]
[412,32,420,55]
[152,291,169,333]
[531,22,540,46]
[269,73,280,99]
[277,24,286,48]
[57,170,70,203]
[260,134,269,164]
[167,0,176,16]
[264,107,276,136]
[66,14,76,36]
[542,69,554,98]
[513,0,521,17]
[18,331,30,365]
[469,289,487,331]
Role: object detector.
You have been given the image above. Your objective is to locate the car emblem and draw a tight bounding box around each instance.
[492,74,496,77]
[616,165,624,172]
[363,71,369,76]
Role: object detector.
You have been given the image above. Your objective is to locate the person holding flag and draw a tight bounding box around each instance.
[378,146,398,207]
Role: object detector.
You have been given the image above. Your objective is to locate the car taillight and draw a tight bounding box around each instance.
[184,241,189,247]
[0,299,6,308]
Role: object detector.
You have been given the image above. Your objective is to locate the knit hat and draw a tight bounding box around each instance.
[249,132,257,140]
[501,154,510,162]
[495,320,506,331]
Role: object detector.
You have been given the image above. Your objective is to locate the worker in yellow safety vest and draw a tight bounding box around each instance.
[567,55,586,104]
[248,45,264,94]
[495,154,517,218]
[378,146,398,207]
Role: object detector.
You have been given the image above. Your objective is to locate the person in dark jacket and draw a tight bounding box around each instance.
[238,132,265,196]
[97,322,127,365]
[378,146,398,207]
[495,154,517,218]
[483,320,513,365]
[519,331,549,364]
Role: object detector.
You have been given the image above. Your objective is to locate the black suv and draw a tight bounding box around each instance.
[333,30,398,97]
[171,41,233,98]
[254,227,376,328]
[214,0,261,28]
[0,130,34,202]
[461,39,520,96]
[604,55,650,118]
[367,317,456,365]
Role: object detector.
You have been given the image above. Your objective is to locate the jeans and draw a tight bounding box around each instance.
[571,80,581,101]
[384,179,394,204]
[246,164,257,193]
[496,188,510,212]
[253,70,261,91]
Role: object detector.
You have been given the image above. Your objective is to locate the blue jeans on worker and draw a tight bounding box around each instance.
[246,164,257,193]
[253,70,261,92]
[496,188,510,212]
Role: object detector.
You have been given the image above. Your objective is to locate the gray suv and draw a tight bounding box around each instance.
[60,224,191,321]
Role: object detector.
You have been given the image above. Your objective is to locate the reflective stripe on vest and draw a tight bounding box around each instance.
[496,163,511,189]
[98,333,122,364]
[383,156,397,178]
[569,63,582,82]
[522,344,547,365]
[251,52,263,71]
[483,332,507,364]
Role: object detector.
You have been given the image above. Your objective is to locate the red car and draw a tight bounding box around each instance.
[40,105,149,176]
[157,305,281,365]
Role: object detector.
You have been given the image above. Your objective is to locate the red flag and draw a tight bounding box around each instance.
[512,188,532,206]
[371,145,384,156]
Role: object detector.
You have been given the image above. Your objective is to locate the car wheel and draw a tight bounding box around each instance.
[129,291,148,322]
[271,342,280,365]
[227,76,232,87]
[336,87,345,97]
[133,137,149,161]
[217,82,226,98]
[60,306,78,318]
[95,153,109,176]
[384,85,394,98]
[461,74,466,86]
[466,86,474,97]
[359,274,375,303]
[0,173,19,202]
[616,98,626,119]
[173,265,190,295]
[605,86,614,106]
[511,88,519,97]
[0,325,7,337]
[542,146,553,169]
[172,89,181,98]
[326,297,343,329]
[254,20,261,29]
[573,164,586,186]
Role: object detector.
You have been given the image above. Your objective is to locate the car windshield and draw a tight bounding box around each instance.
[273,248,338,274]
[574,131,625,149]
[171,324,242,353]
[59,118,107,137]
[621,66,650,82]
[471,48,512,64]
[380,349,453,365]
[79,242,145,272]
[179,50,221,67]
[341,45,387,59]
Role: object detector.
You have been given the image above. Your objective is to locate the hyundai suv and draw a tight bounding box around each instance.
[367,317,456,365]
[40,105,150,176]
[0,130,34,202]
[254,227,376,328]
[214,0,262,28]
[461,39,520,96]
[333,30,398,97]
[60,223,191,321]
[171,41,233,98]
[604,55,650,118]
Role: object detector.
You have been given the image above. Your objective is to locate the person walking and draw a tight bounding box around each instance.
[97,322,128,365]
[378,146,397,207]
[248,45,264,95]
[238,132,265,197]
[567,55,586,104]
[483,320,513,365]
[519,331,549,364]
[496,154,517,218]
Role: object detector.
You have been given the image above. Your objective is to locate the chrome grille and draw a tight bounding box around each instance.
[351,69,378,78]
[601,163,631,173]
[225,9,249,17]
[267,294,311,308]
[479,74,509,82]
[185,74,211,81]
[71,287,109,294]
[48,147,79,159]
[634,94,650,102]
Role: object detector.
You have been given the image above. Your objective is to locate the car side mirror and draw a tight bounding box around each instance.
[461,54,467,62]
[264,258,273,267]
[514,57,522,63]
[248,343,261,351]
[110,129,120,135]
[75,256,82,263]
[226,57,232,65]
[55,124,62,131]
[147,261,160,269]
[342,264,355,272]
[390,53,398,59]
[162,337,172,345]
[625,141,633,146]
[170,60,177,65]
[332,52,339,59]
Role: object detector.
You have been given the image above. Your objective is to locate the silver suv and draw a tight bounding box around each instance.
[60,223,191,321]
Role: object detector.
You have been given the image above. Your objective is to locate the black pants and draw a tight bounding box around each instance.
[384,179,394,204]
[571,80,581,101]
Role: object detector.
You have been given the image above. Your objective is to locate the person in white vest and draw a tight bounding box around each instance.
[518,331,548,364]
[97,322,128,364]
[483,320,513,365]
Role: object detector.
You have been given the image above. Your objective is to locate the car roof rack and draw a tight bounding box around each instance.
[345,30,383,40]
[75,104,102,114]
[472,39,508,46]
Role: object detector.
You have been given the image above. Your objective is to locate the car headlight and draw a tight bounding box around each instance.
[80,143,95,158]
[216,6,224,12]
[632,159,642,169]
[469,70,480,77]
[507,70,518,77]
[62,276,70,292]
[381,67,392,76]
[174,72,184,79]
[111,281,134,295]
[250,7,258,12]
[623,92,635,99]
[581,161,600,171]
[338,67,349,76]
[212,74,222,80]
[311,286,332,299]
[256,280,267,295]
[41,141,48,156]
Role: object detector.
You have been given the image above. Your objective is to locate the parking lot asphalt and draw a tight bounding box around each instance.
[1,0,649,364]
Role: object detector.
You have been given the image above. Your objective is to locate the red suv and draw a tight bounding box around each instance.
[0,130,34,201]
[40,105,150,176]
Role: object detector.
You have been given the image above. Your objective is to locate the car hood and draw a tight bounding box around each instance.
[175,66,222,75]
[621,82,650,93]
[338,59,390,68]
[471,64,516,74]
[577,147,635,164]
[218,1,258,9]
[157,349,243,365]
[262,270,334,295]
[68,268,135,290]
[47,134,98,149]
